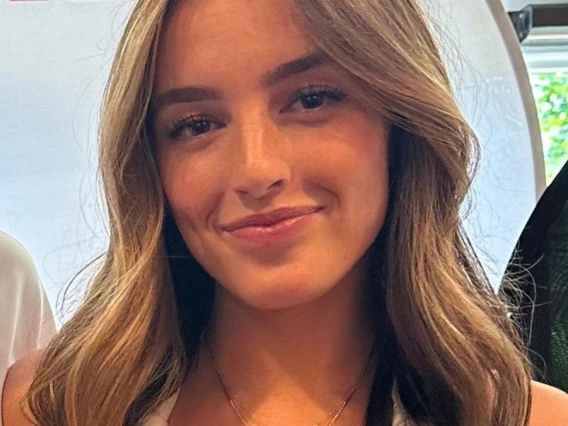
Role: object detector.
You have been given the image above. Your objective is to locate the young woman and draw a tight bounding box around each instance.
[3,0,568,425]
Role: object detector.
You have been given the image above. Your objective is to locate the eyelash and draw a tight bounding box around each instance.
[166,84,348,141]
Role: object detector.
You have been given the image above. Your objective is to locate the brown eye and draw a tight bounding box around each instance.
[288,85,347,112]
[167,115,222,141]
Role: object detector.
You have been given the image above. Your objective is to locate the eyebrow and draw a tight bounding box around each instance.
[152,51,329,111]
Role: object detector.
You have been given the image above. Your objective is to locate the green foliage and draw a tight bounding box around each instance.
[530,72,568,184]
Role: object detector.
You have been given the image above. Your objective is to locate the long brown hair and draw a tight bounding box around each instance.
[27,1,532,425]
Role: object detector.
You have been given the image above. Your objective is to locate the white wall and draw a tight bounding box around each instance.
[424,0,545,282]
[0,1,131,318]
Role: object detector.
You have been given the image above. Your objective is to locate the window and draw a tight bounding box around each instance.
[530,71,568,184]
[522,26,568,184]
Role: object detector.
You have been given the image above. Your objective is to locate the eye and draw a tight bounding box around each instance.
[165,85,348,142]
[287,84,348,113]
[166,114,223,141]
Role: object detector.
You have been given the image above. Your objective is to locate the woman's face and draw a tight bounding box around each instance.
[153,0,390,310]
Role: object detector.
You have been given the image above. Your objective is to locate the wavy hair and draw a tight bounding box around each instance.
[27,1,532,425]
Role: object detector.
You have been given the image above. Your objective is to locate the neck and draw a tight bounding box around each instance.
[200,263,377,424]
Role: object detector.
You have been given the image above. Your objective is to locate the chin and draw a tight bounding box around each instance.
[223,273,336,311]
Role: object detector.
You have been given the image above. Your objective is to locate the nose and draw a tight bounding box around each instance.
[231,111,291,200]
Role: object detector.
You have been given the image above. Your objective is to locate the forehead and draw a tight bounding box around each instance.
[155,0,317,92]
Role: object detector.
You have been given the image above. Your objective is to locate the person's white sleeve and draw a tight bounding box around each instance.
[0,231,57,423]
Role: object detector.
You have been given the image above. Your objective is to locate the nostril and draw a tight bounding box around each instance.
[235,178,286,200]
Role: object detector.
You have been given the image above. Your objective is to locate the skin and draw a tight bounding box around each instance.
[2,1,568,425]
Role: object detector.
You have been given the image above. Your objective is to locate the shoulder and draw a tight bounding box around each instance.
[0,232,37,276]
[0,231,46,301]
[529,381,568,426]
[1,350,44,426]
[0,232,56,363]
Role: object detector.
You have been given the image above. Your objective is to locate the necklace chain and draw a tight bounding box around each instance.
[207,342,376,426]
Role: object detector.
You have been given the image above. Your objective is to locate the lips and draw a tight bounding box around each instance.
[222,206,322,232]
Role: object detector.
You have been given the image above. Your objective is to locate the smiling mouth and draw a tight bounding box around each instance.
[222,206,323,232]
[222,207,323,247]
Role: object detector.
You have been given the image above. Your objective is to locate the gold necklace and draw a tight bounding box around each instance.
[207,342,376,426]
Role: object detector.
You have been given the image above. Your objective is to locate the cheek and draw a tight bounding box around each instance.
[298,117,390,246]
[156,149,222,230]
[300,120,389,200]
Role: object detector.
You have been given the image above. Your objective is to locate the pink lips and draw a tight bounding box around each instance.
[222,206,322,247]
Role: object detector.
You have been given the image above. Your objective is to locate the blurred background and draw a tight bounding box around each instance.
[1,0,567,322]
